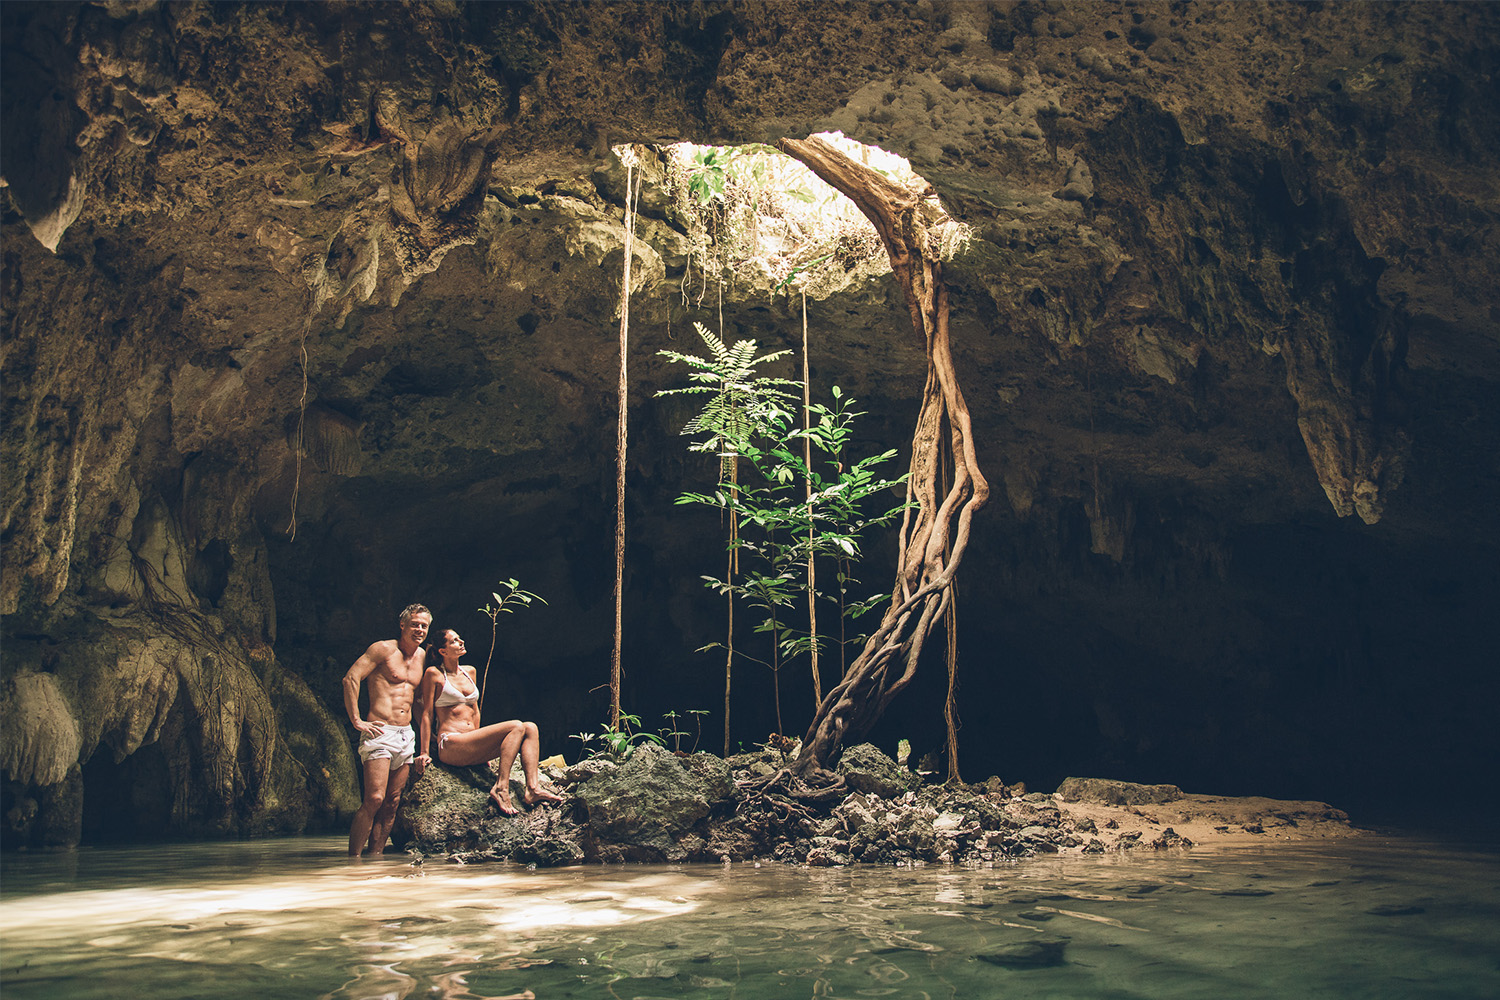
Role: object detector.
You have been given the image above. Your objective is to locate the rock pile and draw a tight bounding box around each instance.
[394,742,1238,867]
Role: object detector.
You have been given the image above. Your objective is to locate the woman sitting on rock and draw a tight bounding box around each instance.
[418,627,563,814]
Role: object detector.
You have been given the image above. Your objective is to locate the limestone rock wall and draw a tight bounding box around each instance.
[0,463,358,845]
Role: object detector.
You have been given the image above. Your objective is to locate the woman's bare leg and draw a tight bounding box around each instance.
[519,722,564,805]
[489,726,525,814]
[438,721,529,814]
[438,721,526,766]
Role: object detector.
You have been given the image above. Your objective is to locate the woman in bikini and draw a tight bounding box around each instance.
[417,627,563,814]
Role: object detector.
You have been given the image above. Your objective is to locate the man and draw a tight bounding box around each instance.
[344,603,433,856]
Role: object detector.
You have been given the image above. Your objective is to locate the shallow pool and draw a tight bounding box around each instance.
[3,833,1497,998]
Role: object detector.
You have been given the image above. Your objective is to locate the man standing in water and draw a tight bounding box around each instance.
[344,603,432,857]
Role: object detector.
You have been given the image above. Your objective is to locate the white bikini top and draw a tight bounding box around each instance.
[434,668,479,708]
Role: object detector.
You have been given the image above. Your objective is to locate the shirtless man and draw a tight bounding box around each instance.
[344,603,432,857]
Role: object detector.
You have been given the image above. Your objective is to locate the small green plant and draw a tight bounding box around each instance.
[660,711,688,752]
[688,708,709,751]
[659,708,710,754]
[571,713,664,763]
[476,578,547,716]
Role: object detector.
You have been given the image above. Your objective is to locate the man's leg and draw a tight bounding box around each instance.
[368,762,409,855]
[349,756,392,857]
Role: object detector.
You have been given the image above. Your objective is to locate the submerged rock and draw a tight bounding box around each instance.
[975,939,1069,969]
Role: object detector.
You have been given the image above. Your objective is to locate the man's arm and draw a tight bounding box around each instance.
[343,643,387,737]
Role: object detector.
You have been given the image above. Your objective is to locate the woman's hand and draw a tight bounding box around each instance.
[414,753,431,776]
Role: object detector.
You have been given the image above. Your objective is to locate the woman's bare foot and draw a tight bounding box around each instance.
[523,784,564,807]
[488,787,519,816]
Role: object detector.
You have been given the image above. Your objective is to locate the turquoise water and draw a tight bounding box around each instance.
[2,834,1497,998]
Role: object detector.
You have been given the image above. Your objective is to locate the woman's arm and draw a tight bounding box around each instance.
[417,666,441,766]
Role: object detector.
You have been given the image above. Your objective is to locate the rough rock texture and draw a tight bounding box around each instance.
[1056,776,1182,805]
[395,759,585,867]
[395,744,1353,868]
[2,2,1498,844]
[569,744,735,861]
[838,741,923,799]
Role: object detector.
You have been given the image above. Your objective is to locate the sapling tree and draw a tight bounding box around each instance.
[476,578,547,719]
[788,387,908,675]
[737,392,908,729]
[675,387,907,750]
[658,322,800,755]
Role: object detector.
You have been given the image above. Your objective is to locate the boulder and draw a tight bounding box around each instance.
[837,743,919,799]
[570,743,732,861]
[1055,777,1183,806]
[395,760,585,865]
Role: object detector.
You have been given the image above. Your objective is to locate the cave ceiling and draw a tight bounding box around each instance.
[3,0,1498,839]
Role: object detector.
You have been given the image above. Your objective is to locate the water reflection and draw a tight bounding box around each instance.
[3,836,1497,999]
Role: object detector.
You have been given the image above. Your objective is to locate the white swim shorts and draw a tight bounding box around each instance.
[357,724,416,769]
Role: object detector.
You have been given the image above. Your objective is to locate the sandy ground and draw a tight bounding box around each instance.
[1056,793,1359,850]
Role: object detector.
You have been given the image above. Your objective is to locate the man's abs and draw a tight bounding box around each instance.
[364,678,416,726]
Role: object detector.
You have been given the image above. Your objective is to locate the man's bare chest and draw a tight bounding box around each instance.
[373,655,421,689]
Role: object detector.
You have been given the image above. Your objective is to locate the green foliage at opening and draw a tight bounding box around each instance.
[661,135,970,303]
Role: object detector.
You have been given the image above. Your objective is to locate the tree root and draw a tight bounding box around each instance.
[776,135,990,777]
[740,766,848,805]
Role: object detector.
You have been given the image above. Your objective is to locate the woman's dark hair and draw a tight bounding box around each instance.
[427,627,457,662]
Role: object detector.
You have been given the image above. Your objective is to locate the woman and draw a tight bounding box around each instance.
[418,627,564,814]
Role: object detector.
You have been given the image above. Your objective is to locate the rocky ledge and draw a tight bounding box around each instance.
[391,743,1356,867]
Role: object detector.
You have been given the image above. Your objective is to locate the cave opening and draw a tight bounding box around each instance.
[589,132,977,762]
[80,743,173,844]
[646,132,968,303]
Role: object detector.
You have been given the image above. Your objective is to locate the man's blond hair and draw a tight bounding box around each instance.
[398,603,431,626]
